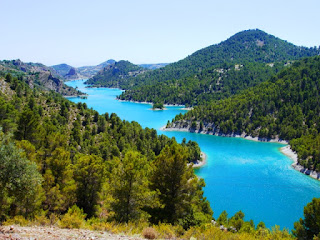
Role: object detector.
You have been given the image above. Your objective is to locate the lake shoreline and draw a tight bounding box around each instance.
[64,94,88,98]
[280,145,320,180]
[160,125,288,144]
[118,99,186,108]
[162,125,320,180]
[189,152,207,168]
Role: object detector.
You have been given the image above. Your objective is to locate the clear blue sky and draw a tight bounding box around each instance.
[1,0,319,67]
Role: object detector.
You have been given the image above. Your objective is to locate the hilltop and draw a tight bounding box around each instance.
[118,29,319,105]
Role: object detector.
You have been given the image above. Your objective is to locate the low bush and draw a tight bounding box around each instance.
[59,205,86,229]
[3,215,29,226]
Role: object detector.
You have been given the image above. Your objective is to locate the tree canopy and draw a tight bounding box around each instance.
[293,198,320,239]
[0,69,210,228]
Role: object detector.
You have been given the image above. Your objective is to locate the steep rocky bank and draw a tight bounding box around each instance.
[165,120,287,143]
[281,146,320,180]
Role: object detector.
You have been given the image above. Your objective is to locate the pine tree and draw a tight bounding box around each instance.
[109,151,158,222]
[15,107,40,144]
[293,198,320,239]
[73,154,105,217]
[150,142,212,228]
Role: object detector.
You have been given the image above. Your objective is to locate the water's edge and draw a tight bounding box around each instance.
[163,125,320,181]
[280,146,320,180]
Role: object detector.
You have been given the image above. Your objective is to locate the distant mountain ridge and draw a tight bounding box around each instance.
[50,63,73,76]
[76,59,116,79]
[85,60,146,87]
[51,59,116,80]
[51,60,167,81]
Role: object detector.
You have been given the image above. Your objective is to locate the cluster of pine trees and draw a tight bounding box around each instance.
[119,62,285,106]
[0,71,212,228]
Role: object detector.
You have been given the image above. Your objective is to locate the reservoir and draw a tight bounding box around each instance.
[66,80,320,230]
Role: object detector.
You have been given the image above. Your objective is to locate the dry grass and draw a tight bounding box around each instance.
[1,215,294,240]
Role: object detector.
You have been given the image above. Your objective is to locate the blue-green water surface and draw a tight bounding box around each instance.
[66,80,320,230]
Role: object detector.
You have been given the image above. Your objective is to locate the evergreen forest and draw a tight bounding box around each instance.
[0,69,212,228]
[2,29,320,239]
[168,56,320,172]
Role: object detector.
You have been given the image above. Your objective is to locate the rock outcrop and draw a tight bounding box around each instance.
[0,59,83,96]
[64,67,80,80]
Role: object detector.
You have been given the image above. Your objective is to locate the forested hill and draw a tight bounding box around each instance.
[0,68,212,229]
[85,60,146,87]
[119,62,286,106]
[117,29,320,105]
[0,59,82,96]
[167,56,320,171]
[119,29,319,88]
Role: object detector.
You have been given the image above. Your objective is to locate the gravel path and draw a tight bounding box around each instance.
[0,225,144,240]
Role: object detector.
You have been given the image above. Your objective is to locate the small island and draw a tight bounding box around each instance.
[152,102,164,110]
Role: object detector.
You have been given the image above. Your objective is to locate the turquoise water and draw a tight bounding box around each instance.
[66,80,320,230]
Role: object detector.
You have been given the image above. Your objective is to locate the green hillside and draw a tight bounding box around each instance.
[118,29,319,105]
[0,68,211,228]
[119,62,285,106]
[167,56,320,171]
[85,60,145,87]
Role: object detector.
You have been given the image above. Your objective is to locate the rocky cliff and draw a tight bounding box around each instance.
[0,59,82,96]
